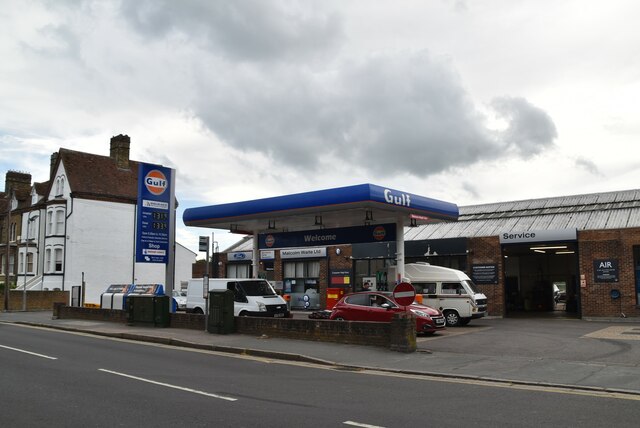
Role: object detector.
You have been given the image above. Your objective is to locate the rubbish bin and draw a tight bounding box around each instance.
[127,294,170,327]
[207,289,235,334]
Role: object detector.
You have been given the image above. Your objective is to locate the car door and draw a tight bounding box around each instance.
[368,294,399,322]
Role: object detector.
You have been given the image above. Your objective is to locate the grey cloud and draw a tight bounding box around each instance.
[575,157,602,175]
[119,0,343,62]
[491,96,557,156]
[194,51,506,177]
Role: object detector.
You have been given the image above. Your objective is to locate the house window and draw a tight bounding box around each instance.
[19,253,24,274]
[47,211,53,236]
[54,248,63,272]
[55,209,65,235]
[9,254,14,275]
[45,249,51,273]
[10,222,16,241]
[27,253,34,274]
[0,254,4,274]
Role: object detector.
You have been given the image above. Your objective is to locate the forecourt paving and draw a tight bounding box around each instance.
[2,310,640,395]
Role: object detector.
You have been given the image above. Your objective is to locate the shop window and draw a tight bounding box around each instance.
[283,260,321,310]
[227,263,250,278]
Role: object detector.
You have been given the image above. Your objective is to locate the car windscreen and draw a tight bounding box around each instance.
[238,280,276,296]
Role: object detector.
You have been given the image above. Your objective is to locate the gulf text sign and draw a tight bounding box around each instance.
[136,163,172,263]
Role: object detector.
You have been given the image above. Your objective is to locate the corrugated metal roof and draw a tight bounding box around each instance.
[224,189,640,250]
[406,188,640,239]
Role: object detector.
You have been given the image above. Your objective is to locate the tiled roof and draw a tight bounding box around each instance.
[58,148,140,203]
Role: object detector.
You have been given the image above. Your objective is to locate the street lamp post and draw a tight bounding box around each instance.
[22,214,38,312]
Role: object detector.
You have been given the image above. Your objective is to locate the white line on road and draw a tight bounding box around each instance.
[0,344,57,360]
[344,421,386,428]
[98,368,237,401]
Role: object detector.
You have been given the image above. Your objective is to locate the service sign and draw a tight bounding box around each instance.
[593,259,619,283]
[136,163,172,264]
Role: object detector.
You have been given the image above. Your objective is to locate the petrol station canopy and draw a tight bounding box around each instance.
[183,183,458,234]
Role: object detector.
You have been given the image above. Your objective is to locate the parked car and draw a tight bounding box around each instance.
[329,291,446,334]
[172,290,187,311]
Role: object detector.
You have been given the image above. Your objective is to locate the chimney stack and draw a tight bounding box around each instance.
[110,134,131,169]
[50,152,59,178]
[4,171,32,195]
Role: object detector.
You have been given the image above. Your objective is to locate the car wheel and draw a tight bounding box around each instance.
[193,308,203,315]
[444,310,461,327]
[239,311,249,317]
[335,317,346,321]
[459,318,471,326]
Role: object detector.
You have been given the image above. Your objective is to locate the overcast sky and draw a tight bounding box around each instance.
[2,0,639,254]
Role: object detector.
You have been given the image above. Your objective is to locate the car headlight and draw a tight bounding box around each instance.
[257,302,266,312]
[410,309,431,319]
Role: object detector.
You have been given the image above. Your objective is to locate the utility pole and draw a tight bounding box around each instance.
[3,189,13,311]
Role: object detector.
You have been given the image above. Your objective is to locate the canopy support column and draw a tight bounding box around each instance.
[252,233,259,279]
[395,216,405,284]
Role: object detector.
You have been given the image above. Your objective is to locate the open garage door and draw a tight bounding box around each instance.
[503,242,579,317]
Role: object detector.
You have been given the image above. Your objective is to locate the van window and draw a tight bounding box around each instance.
[238,280,276,297]
[442,282,466,295]
[414,282,437,294]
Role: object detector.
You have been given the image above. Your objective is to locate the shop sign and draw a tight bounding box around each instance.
[228,251,253,261]
[499,228,577,244]
[260,250,275,260]
[593,259,619,283]
[280,247,326,259]
[135,163,173,264]
[471,264,498,284]
[259,223,396,249]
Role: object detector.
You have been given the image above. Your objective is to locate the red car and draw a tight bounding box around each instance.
[329,291,446,334]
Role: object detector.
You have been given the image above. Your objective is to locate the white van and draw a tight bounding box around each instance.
[388,263,487,326]
[186,278,289,318]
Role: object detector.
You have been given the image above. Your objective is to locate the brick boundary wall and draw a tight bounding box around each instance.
[1,291,69,311]
[52,305,417,352]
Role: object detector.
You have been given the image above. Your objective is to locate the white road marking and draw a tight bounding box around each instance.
[0,344,57,360]
[98,368,237,401]
[344,421,386,428]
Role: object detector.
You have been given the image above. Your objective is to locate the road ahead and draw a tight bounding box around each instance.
[2,323,640,427]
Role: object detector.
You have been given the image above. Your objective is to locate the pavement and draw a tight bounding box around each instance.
[2,310,640,396]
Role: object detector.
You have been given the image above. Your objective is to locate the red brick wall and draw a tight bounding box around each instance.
[1,290,68,311]
[578,229,640,318]
[468,236,504,316]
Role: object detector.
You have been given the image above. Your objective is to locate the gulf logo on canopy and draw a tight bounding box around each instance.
[145,170,168,196]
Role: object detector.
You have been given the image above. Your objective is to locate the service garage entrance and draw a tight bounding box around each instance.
[501,229,579,317]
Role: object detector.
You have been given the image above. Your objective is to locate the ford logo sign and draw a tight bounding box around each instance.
[233,253,246,260]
